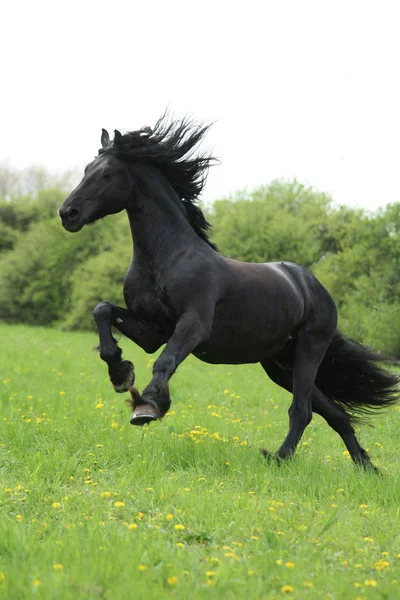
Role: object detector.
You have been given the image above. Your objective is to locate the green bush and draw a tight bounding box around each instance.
[0,180,399,357]
[0,214,130,326]
[63,244,130,330]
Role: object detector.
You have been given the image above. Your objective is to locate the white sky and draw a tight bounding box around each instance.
[1,0,399,210]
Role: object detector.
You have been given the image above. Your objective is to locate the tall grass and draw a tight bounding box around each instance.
[0,324,399,599]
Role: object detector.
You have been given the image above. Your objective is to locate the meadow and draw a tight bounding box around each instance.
[0,323,399,599]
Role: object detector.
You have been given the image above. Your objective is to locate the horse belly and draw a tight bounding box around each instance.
[192,292,301,364]
[193,322,293,365]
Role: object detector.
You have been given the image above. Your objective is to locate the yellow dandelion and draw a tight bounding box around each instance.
[96,403,104,409]
[224,552,240,560]
[365,580,377,587]
[101,492,111,499]
[53,564,63,571]
[281,585,293,594]
[59,391,65,396]
[138,565,147,571]
[285,562,295,568]
[33,579,41,586]
[166,514,173,521]
[128,523,137,530]
[52,502,61,509]
[167,576,178,586]
[16,514,23,522]
[303,581,313,588]
[176,542,184,548]
[175,524,185,530]
[206,571,216,577]
[114,501,125,507]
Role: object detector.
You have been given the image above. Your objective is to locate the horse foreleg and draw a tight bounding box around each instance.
[130,308,213,426]
[92,301,164,393]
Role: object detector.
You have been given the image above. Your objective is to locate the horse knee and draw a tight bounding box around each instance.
[93,301,112,323]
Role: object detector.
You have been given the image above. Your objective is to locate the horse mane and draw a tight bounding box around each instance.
[100,113,219,251]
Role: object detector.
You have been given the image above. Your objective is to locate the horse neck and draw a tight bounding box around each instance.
[125,164,200,269]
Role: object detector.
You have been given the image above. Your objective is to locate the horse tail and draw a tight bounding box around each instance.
[315,330,399,422]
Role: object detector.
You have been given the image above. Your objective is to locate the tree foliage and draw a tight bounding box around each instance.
[0,176,399,356]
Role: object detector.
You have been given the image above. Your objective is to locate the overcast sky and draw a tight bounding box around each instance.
[2,0,399,210]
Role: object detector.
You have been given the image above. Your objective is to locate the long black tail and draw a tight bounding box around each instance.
[315,330,399,422]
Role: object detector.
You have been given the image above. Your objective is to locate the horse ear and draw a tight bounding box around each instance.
[101,129,110,148]
[114,129,123,145]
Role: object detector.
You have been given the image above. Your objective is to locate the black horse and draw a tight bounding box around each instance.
[59,115,399,469]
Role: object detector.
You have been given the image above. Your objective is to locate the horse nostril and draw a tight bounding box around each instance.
[61,207,80,221]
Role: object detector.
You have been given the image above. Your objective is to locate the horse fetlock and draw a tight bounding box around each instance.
[109,360,135,393]
[142,383,171,417]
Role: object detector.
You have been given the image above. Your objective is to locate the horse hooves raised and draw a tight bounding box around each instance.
[130,404,160,427]
[110,360,135,393]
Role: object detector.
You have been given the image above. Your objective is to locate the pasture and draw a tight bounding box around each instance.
[0,323,399,599]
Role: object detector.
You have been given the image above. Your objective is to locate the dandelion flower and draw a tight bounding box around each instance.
[101,492,111,499]
[53,564,63,571]
[114,501,125,507]
[138,565,147,571]
[281,585,293,594]
[52,502,61,509]
[175,524,185,530]
[166,514,173,521]
[167,576,178,585]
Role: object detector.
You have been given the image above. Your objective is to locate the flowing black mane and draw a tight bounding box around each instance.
[100,114,218,250]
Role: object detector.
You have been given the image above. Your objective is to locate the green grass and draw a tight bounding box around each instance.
[0,323,399,600]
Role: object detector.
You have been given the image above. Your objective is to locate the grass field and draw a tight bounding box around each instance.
[0,323,399,599]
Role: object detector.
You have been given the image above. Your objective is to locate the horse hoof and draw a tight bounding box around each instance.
[111,361,135,393]
[130,404,160,426]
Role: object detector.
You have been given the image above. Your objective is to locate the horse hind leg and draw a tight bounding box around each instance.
[261,360,377,470]
[311,390,377,471]
[272,327,334,461]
